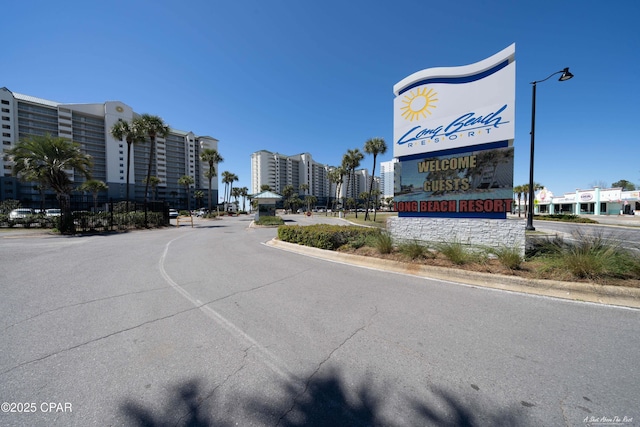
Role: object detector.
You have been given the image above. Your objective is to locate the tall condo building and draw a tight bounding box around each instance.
[0,87,219,209]
[251,150,375,207]
[380,159,399,199]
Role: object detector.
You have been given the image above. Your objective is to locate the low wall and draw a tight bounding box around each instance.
[387,217,526,255]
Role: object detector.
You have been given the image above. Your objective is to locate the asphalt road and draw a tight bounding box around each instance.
[532,219,640,251]
[1,215,639,426]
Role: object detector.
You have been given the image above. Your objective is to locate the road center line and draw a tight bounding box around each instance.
[158,235,299,384]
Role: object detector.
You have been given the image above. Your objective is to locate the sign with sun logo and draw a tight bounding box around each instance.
[400,87,438,122]
[392,44,516,219]
[393,44,515,158]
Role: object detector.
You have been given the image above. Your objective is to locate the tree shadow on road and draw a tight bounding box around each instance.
[120,371,531,426]
[120,379,229,427]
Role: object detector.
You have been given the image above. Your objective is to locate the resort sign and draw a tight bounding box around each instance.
[392,44,516,219]
[393,44,515,157]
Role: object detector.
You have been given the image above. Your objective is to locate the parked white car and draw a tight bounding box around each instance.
[9,208,33,220]
[45,209,61,217]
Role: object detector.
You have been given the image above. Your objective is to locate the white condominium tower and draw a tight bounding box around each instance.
[0,87,219,209]
[251,150,331,199]
[251,150,375,207]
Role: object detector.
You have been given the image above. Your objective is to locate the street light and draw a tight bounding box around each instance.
[526,67,574,231]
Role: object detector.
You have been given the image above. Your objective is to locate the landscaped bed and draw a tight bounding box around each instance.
[277,224,640,288]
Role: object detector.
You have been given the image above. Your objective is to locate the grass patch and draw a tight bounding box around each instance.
[276,223,640,287]
[342,212,397,228]
[491,246,524,270]
[398,240,433,260]
[372,231,394,254]
[529,230,640,281]
[534,214,598,224]
[436,240,471,265]
[255,216,284,226]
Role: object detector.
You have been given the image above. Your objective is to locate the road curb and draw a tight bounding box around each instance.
[266,239,640,309]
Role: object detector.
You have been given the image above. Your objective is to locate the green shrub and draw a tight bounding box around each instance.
[530,230,640,280]
[372,232,394,254]
[256,216,284,226]
[436,240,470,265]
[399,240,431,260]
[534,214,598,224]
[491,246,524,270]
[347,233,368,249]
[278,224,378,251]
[559,231,624,279]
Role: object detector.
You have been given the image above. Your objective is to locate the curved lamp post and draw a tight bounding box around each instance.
[526,67,574,231]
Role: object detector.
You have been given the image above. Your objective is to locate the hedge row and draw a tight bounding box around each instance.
[277,224,379,250]
[535,214,598,224]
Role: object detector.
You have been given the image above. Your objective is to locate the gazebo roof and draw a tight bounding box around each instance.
[252,191,283,200]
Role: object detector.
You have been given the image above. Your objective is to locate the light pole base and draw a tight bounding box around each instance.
[525,225,536,231]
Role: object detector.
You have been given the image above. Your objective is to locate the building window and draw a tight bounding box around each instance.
[1,108,9,113]
[1,116,9,121]
[2,125,9,129]
[2,133,10,137]
[1,100,9,105]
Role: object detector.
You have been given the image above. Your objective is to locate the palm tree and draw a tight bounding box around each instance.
[304,195,317,213]
[228,172,238,204]
[260,184,272,192]
[521,182,543,218]
[328,166,345,212]
[78,179,108,212]
[221,171,237,204]
[200,148,223,213]
[371,188,382,220]
[513,185,525,217]
[239,187,248,212]
[299,183,309,196]
[282,184,295,212]
[110,118,145,208]
[143,175,161,201]
[135,114,169,205]
[6,134,92,233]
[178,175,195,211]
[194,190,204,209]
[363,137,387,220]
[343,148,364,218]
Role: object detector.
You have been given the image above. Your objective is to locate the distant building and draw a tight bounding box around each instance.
[251,150,331,203]
[380,159,399,199]
[534,187,639,216]
[0,87,219,210]
[250,149,378,208]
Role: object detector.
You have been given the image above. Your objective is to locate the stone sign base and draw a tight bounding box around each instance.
[387,217,525,256]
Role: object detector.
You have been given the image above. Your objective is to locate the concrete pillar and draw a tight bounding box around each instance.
[594,187,600,215]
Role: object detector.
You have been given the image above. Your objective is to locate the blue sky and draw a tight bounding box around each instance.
[3,0,639,199]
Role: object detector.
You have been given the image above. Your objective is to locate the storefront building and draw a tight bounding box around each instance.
[534,187,639,216]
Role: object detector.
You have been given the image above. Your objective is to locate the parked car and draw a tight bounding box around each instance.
[9,208,33,220]
[169,209,179,218]
[45,209,61,217]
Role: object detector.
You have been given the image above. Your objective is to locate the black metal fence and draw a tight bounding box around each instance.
[1,199,170,232]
